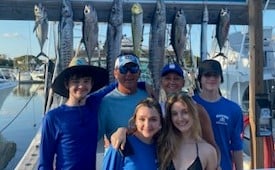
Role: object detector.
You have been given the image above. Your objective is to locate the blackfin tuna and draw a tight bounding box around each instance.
[215,8,230,58]
[33,3,48,58]
[82,4,98,65]
[171,9,187,66]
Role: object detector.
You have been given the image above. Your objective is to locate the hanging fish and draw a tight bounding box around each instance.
[200,5,208,61]
[215,8,230,58]
[171,9,187,67]
[57,0,74,73]
[148,0,166,99]
[45,0,74,111]
[105,0,123,83]
[131,3,144,57]
[33,3,48,58]
[82,4,98,65]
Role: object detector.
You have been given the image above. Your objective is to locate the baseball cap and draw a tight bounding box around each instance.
[115,53,140,68]
[161,63,184,78]
[198,59,223,83]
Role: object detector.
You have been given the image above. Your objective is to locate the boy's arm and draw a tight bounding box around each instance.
[38,116,56,170]
[90,82,117,98]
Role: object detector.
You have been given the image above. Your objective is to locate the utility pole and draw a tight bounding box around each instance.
[248,0,264,168]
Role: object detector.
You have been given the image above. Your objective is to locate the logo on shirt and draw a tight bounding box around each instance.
[216,114,228,125]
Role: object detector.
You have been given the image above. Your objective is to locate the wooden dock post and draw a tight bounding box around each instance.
[248,0,264,168]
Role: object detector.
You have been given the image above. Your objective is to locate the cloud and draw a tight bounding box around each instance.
[2,32,23,39]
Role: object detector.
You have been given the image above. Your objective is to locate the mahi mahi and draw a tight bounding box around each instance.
[171,9,187,67]
[148,0,166,99]
[215,8,230,58]
[131,3,144,57]
[105,0,123,83]
[82,4,98,65]
[33,3,48,58]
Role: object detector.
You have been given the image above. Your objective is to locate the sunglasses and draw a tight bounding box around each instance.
[203,72,219,77]
[119,65,139,74]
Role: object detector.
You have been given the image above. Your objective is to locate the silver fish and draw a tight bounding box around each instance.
[82,4,98,65]
[57,0,74,73]
[171,9,187,66]
[148,0,166,99]
[215,8,230,58]
[106,0,123,83]
[33,3,48,58]
[200,5,208,61]
[46,0,74,110]
[131,3,143,57]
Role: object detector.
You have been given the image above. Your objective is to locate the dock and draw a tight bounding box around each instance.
[15,130,105,170]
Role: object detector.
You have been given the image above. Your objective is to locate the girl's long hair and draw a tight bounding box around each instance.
[157,92,202,170]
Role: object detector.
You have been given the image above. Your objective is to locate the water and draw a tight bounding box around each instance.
[0,83,45,170]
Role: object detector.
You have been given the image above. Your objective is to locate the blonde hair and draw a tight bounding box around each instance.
[157,92,202,170]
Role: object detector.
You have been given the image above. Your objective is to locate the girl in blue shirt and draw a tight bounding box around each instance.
[102,97,164,170]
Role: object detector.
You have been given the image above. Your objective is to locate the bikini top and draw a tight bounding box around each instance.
[167,143,203,170]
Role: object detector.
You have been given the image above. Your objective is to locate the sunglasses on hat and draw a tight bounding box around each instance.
[119,65,139,74]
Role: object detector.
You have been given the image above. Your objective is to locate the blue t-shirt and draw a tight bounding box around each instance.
[98,88,148,140]
[102,135,158,170]
[193,95,243,170]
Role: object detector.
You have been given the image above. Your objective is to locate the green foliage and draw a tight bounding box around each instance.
[0,55,44,71]
[13,55,43,71]
[0,58,14,67]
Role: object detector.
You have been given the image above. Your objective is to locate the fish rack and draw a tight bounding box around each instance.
[0,0,249,24]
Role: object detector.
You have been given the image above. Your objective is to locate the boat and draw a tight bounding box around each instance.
[15,71,33,83]
[30,64,45,83]
[0,67,17,112]
[0,68,17,92]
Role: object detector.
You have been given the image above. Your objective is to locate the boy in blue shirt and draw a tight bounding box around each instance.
[38,57,111,170]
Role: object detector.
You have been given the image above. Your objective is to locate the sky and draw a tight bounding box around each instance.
[0,10,274,60]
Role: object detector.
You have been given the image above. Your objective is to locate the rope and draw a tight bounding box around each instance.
[0,84,42,133]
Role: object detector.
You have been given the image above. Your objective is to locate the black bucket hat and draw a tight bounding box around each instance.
[51,57,109,98]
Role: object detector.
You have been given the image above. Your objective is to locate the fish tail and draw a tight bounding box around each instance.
[213,52,227,59]
[36,52,49,58]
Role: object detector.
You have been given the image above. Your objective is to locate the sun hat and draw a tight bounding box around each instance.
[198,59,224,83]
[51,57,109,98]
[114,53,140,68]
[161,63,184,78]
